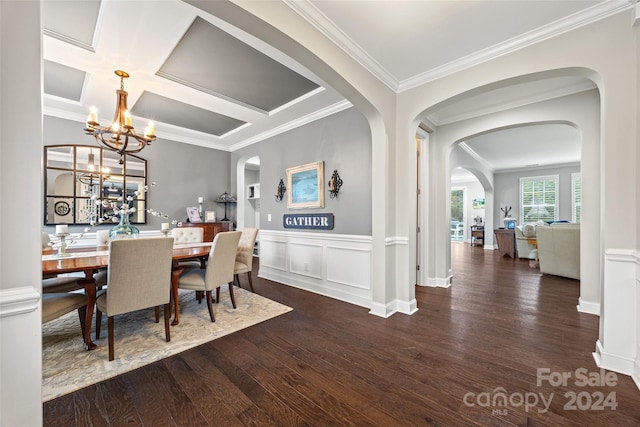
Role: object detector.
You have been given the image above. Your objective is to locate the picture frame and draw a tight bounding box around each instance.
[186,206,202,223]
[473,198,485,209]
[205,210,216,222]
[287,161,324,209]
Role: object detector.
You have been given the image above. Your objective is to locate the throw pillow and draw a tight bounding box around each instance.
[522,223,536,238]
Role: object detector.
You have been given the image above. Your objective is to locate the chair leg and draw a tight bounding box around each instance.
[154,306,160,323]
[234,274,242,288]
[215,287,220,304]
[247,272,254,292]
[205,291,215,322]
[163,303,171,342]
[96,309,102,339]
[196,290,203,304]
[108,316,115,361]
[228,281,237,309]
[76,306,87,338]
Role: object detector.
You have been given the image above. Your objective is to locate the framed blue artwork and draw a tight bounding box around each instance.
[287,161,324,209]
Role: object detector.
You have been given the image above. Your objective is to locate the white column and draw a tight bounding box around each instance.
[0,1,44,425]
[593,250,637,375]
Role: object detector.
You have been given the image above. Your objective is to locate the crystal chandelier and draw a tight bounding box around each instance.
[83,70,156,164]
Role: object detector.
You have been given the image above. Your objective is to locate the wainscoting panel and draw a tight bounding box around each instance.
[260,239,287,271]
[259,230,372,308]
[326,246,371,290]
[289,243,323,279]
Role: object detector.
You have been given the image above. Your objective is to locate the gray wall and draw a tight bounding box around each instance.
[43,116,231,232]
[494,164,580,225]
[231,107,372,235]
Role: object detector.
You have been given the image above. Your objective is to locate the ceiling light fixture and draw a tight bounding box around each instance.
[77,150,110,186]
[83,70,156,164]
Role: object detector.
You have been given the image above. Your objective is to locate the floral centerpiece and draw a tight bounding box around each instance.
[91,183,181,240]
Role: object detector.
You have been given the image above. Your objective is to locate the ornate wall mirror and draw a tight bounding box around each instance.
[44,145,147,225]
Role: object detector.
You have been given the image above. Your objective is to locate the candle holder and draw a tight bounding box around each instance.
[52,233,71,257]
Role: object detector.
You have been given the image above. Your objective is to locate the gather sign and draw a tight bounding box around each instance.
[283,213,334,230]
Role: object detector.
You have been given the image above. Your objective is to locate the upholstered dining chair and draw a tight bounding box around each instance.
[95,237,174,361]
[177,231,241,322]
[42,293,87,337]
[171,227,206,269]
[234,228,259,292]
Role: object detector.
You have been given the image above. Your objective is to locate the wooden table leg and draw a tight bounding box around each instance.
[171,266,183,326]
[79,278,97,351]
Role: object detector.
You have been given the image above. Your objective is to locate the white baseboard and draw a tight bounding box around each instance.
[593,339,635,375]
[369,301,397,318]
[0,287,40,318]
[418,275,452,288]
[396,298,419,315]
[577,298,600,315]
[633,371,640,392]
[259,268,372,310]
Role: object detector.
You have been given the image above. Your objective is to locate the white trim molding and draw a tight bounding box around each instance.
[593,249,637,377]
[577,298,600,316]
[0,287,41,318]
[259,230,373,309]
[420,275,453,288]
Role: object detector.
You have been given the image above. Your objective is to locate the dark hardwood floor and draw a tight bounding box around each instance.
[44,243,640,426]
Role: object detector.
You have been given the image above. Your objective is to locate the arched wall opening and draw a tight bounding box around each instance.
[192,0,403,315]
[412,72,601,319]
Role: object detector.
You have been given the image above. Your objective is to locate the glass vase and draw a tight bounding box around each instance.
[109,213,139,240]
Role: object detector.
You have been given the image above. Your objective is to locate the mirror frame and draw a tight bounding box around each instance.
[44,144,147,225]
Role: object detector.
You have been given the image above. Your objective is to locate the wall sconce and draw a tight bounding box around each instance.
[328,170,343,198]
[275,179,286,202]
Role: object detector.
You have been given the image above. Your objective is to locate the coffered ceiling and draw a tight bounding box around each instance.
[43,0,627,168]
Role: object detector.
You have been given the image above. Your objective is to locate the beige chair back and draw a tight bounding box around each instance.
[105,237,174,316]
[171,227,204,244]
[204,231,241,291]
[235,228,258,272]
[42,232,51,249]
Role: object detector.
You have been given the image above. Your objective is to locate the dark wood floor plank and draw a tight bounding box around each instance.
[72,385,110,427]
[162,353,245,427]
[96,375,143,426]
[43,244,640,426]
[42,392,76,427]
[120,362,186,427]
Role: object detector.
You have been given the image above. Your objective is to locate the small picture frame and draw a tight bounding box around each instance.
[186,206,202,223]
[205,211,216,222]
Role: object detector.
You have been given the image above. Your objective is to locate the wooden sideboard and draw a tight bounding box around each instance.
[179,222,232,242]
[494,228,516,258]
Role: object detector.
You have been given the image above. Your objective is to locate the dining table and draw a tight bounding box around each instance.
[42,240,213,351]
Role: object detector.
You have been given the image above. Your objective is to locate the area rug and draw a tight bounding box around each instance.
[42,286,292,402]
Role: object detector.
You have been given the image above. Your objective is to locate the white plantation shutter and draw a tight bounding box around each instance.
[520,175,558,223]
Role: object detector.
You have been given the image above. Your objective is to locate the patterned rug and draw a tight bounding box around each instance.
[42,286,292,402]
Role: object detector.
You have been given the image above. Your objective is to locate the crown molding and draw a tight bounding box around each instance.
[495,161,580,175]
[230,99,353,151]
[285,0,632,93]
[43,105,233,152]
[43,28,95,53]
[399,1,633,92]
[458,142,495,173]
[430,80,597,126]
[283,0,399,92]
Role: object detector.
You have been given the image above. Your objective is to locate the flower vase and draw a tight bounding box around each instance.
[109,214,139,240]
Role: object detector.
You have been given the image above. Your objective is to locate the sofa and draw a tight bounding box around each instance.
[514,223,539,259]
[535,223,580,280]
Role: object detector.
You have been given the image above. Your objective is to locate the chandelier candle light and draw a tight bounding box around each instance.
[84,70,156,164]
